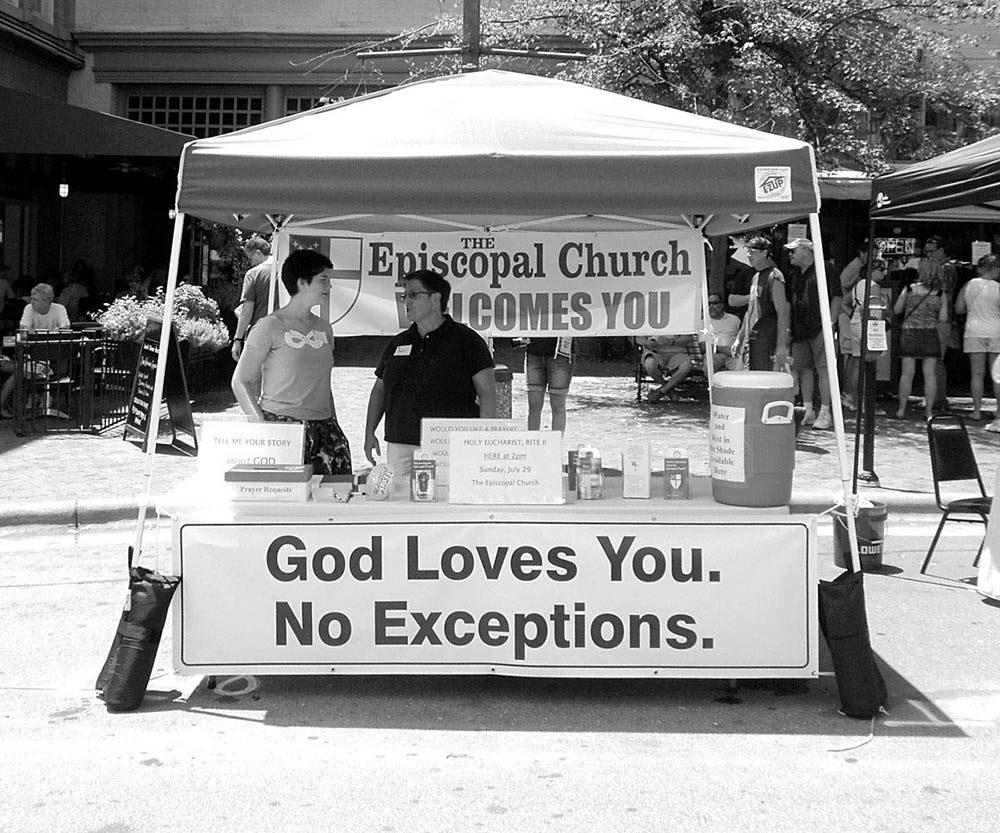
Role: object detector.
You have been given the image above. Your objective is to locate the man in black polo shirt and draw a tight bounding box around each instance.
[364,269,497,480]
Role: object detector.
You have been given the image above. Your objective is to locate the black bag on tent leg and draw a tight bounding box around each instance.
[96,547,180,713]
[818,569,888,719]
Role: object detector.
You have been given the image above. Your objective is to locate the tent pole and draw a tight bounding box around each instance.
[808,213,861,573]
[700,236,715,401]
[269,230,284,315]
[266,216,290,315]
[852,228,879,489]
[131,211,186,560]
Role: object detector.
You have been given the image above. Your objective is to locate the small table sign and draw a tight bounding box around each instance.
[448,430,563,504]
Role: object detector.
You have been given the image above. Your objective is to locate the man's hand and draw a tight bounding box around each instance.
[364,433,381,466]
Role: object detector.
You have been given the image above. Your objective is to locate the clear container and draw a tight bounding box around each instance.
[575,446,603,500]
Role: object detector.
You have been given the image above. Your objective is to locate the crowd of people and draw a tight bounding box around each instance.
[0,258,163,420]
[8,230,999,449]
[639,232,1000,432]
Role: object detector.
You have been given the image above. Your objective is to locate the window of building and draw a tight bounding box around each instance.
[285,94,345,115]
[8,0,54,23]
[125,94,265,138]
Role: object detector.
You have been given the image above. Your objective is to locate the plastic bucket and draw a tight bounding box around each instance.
[833,502,887,571]
[710,371,796,507]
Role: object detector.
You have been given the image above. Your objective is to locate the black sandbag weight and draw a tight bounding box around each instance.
[818,569,888,719]
[96,547,180,712]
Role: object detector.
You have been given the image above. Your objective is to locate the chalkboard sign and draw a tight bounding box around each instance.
[124,317,198,456]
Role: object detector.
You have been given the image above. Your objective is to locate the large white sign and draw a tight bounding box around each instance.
[284,229,706,337]
[174,518,817,678]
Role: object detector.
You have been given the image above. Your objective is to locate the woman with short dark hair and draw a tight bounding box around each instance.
[231,249,352,475]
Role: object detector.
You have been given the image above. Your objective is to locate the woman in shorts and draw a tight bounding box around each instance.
[841,264,889,411]
[955,253,1000,421]
[524,337,573,432]
[231,248,352,475]
[894,269,948,420]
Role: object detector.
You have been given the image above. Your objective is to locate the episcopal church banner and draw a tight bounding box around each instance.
[279,229,706,337]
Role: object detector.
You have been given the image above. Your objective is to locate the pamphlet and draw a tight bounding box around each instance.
[410,451,437,502]
[664,451,691,500]
[622,441,651,499]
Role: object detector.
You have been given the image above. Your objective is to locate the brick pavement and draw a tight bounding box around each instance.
[2,357,998,524]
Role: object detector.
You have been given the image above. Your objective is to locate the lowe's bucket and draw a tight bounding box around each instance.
[833,502,887,571]
[710,371,795,507]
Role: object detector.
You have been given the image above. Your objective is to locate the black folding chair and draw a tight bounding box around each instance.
[921,414,992,574]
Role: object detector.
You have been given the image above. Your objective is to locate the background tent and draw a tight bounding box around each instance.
[136,71,862,569]
[871,134,1000,223]
[871,133,1000,599]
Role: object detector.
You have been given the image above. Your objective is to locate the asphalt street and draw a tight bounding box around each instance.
[0,516,998,832]
[1,352,999,831]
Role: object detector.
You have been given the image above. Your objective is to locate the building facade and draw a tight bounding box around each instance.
[4,1,1000,306]
[3,1,464,302]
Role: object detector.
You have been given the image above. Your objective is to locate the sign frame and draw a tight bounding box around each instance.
[170,513,818,680]
[124,317,197,456]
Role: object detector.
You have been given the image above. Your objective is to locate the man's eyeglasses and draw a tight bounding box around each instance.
[708,300,724,306]
[403,290,434,300]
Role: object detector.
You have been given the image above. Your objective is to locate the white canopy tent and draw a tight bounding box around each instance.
[141,70,861,562]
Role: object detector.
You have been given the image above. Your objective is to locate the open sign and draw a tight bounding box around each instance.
[874,237,917,257]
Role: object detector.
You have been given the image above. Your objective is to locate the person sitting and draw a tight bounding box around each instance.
[705,293,742,371]
[0,349,13,418]
[19,282,70,332]
[0,283,72,418]
[638,334,698,402]
[0,263,17,335]
[117,267,150,302]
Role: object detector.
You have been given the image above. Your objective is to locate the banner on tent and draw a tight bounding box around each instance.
[284,230,706,337]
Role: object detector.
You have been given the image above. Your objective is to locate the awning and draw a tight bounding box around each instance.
[0,86,191,157]
[817,169,871,201]
[871,133,1000,220]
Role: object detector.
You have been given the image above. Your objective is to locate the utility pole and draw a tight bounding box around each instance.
[462,0,481,71]
[357,0,587,68]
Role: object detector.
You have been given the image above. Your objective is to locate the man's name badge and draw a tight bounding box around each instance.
[394,345,412,356]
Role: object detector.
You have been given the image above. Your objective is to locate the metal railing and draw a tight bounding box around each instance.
[9,331,139,436]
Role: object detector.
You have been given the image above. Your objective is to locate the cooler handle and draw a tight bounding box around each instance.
[761,400,794,425]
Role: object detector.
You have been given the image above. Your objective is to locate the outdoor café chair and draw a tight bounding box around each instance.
[922,414,992,574]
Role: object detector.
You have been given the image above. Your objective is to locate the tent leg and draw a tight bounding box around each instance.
[808,214,861,573]
[131,212,186,560]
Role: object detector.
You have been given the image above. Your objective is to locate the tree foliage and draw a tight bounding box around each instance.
[404,0,1000,172]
